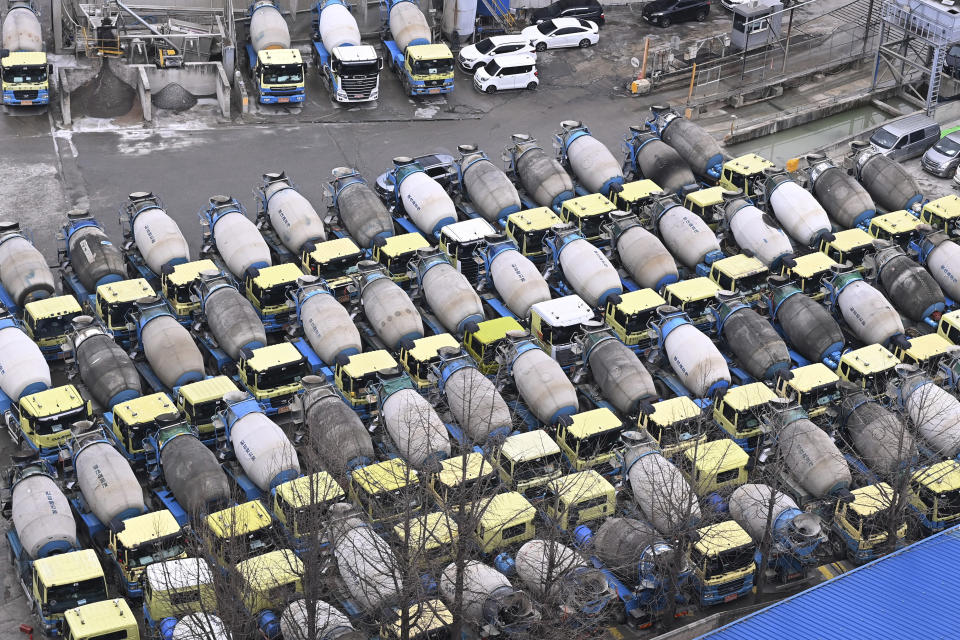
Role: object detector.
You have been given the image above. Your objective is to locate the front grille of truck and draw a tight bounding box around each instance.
[13,90,38,100]
[424,78,446,87]
[341,74,378,98]
[268,87,300,95]
[716,577,747,595]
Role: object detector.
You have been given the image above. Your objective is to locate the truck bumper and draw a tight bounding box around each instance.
[259,93,305,105]
[408,83,454,96]
[3,90,50,106]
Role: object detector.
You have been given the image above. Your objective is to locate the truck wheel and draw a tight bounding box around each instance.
[535,42,547,52]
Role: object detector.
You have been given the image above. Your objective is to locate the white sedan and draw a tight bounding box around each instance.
[458,34,535,72]
[521,17,599,51]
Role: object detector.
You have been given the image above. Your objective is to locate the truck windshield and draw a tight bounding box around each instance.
[411,58,453,75]
[575,429,621,459]
[377,487,422,517]
[127,536,186,567]
[938,488,960,519]
[702,544,755,580]
[2,66,47,84]
[33,313,79,340]
[513,452,562,481]
[340,60,380,76]
[255,360,307,389]
[45,577,107,614]
[261,64,303,85]
[33,407,87,436]
[188,398,221,425]
[223,528,275,565]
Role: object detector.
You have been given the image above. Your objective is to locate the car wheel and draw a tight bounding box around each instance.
[659,16,671,27]
[486,85,498,94]
[696,9,708,20]
[535,41,548,52]
[527,81,538,90]
[579,38,591,47]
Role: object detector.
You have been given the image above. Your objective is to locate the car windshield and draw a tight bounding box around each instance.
[475,39,495,54]
[537,21,555,34]
[45,578,107,614]
[261,64,303,85]
[485,61,502,76]
[869,129,899,149]
[1,66,47,84]
[935,137,960,157]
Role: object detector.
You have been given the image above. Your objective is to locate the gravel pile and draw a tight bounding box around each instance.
[152,83,198,112]
[70,64,135,119]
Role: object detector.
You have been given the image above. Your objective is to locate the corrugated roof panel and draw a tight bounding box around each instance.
[697,526,960,640]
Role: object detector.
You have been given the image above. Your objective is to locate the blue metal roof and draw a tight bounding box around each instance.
[697,526,960,640]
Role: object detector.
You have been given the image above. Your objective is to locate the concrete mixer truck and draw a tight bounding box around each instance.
[246,0,306,105]
[312,0,381,102]
[58,212,126,314]
[1,0,50,107]
[380,0,454,96]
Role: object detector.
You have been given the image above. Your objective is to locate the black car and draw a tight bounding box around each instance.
[531,0,605,26]
[641,0,710,27]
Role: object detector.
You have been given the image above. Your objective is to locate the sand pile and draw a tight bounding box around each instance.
[70,63,135,119]
[152,83,198,112]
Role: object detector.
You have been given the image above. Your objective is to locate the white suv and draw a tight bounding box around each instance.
[458,35,535,73]
[473,53,539,93]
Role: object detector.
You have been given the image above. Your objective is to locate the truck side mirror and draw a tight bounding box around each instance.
[48,63,53,74]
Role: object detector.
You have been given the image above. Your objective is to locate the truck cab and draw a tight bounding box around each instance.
[712,382,778,452]
[663,278,722,329]
[107,392,177,463]
[837,344,899,397]
[559,193,617,243]
[380,600,455,640]
[439,218,496,284]
[690,521,756,607]
[142,558,216,633]
[832,482,905,564]
[555,408,625,472]
[335,350,399,411]
[938,309,960,345]
[398,333,461,388]
[504,207,562,261]
[609,179,662,218]
[908,460,960,533]
[462,316,524,375]
[28,549,108,635]
[473,491,536,554]
[244,263,304,331]
[678,439,749,497]
[372,232,430,284]
[819,227,875,268]
[428,452,500,511]
[718,154,775,199]
[236,550,303,637]
[639,395,708,458]
[8,385,91,460]
[683,186,727,230]
[299,236,363,302]
[394,511,459,568]
[251,47,306,105]
[603,289,665,349]
[107,509,186,597]
[349,458,422,524]
[384,29,455,96]
[542,470,615,531]
[495,430,563,499]
[236,342,308,415]
[63,599,139,640]
[95,278,155,347]
[920,194,960,235]
[867,210,921,249]
[272,472,345,550]
[779,252,838,300]
[892,333,955,372]
[774,363,840,426]
[530,294,595,369]
[159,259,220,323]
[203,501,277,568]
[708,254,769,304]
[22,295,83,360]
[1,50,50,106]
[175,375,239,441]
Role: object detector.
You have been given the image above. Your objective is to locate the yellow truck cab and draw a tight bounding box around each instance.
[398,333,460,388]
[109,392,176,461]
[175,375,239,439]
[9,385,91,457]
[610,179,663,217]
[712,382,778,452]
[639,395,708,458]
[236,549,303,618]
[473,491,536,554]
[779,252,838,300]
[429,452,500,510]
[403,42,455,93]
[837,344,899,397]
[31,549,108,634]
[504,207,562,261]
[236,342,307,412]
[273,472,344,548]
[63,599,139,640]
[555,408,625,472]
[909,459,960,532]
[95,278,155,338]
[439,218,496,283]
[559,193,617,243]
[335,350,399,410]
[300,236,363,280]
[679,440,749,496]
[893,333,956,371]
[663,278,722,327]
[690,520,757,606]
[253,47,306,104]
[22,295,83,356]
[1,49,50,107]
[394,511,459,568]
[774,363,840,424]
[108,509,185,596]
[603,288,666,348]
[495,429,563,498]
[542,470,615,531]
[832,482,905,564]
[380,600,455,640]
[143,558,216,626]
[530,294,595,369]
[920,194,960,235]
[203,501,276,568]
[372,232,431,283]
[684,186,727,230]
[244,263,304,322]
[159,259,220,321]
[463,316,524,375]
[349,458,421,524]
[819,228,875,267]
[938,309,960,344]
[709,255,769,303]
[719,154,775,198]
[868,210,921,248]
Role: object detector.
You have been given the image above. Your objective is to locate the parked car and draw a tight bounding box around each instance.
[869,113,940,162]
[531,0,605,25]
[458,35,535,73]
[642,0,711,27]
[521,17,599,51]
[923,131,960,177]
[474,53,539,93]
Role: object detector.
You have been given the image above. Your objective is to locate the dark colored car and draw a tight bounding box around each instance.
[532,0,605,26]
[642,0,710,27]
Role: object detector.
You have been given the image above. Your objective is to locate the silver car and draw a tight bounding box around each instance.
[923,131,960,177]
[869,113,940,162]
